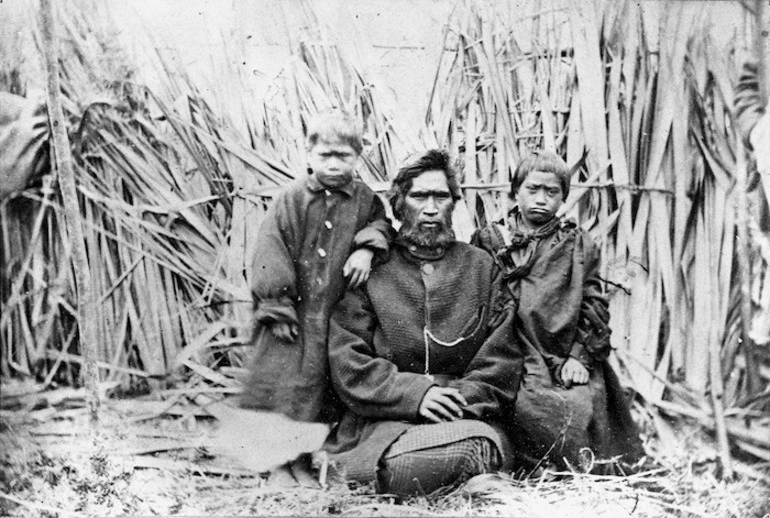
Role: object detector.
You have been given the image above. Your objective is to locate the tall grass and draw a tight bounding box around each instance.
[425,1,769,409]
[0,0,767,457]
[0,0,409,389]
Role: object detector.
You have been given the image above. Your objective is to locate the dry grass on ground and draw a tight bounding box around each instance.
[1,383,768,518]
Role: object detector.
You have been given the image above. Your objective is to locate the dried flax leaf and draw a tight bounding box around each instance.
[535,62,557,152]
[650,208,674,399]
[464,100,479,222]
[495,109,509,184]
[105,308,130,383]
[626,265,661,401]
[628,71,653,186]
[173,321,229,368]
[606,58,633,248]
[476,16,518,167]
[127,264,164,377]
[670,76,694,373]
[568,0,608,171]
[558,162,609,219]
[587,208,620,246]
[620,7,640,153]
[565,80,584,178]
[689,205,713,392]
[161,266,183,366]
[182,358,237,387]
[716,189,736,329]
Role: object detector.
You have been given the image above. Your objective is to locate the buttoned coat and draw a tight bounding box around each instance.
[323,241,523,483]
[472,220,643,469]
[240,174,393,423]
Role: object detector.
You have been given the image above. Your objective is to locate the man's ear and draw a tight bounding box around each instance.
[392,198,404,220]
[388,192,404,220]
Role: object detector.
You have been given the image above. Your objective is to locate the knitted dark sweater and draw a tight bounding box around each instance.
[323,240,522,483]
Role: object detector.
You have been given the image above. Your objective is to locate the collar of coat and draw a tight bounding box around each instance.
[492,207,576,281]
[506,207,562,247]
[305,170,356,197]
[395,237,453,261]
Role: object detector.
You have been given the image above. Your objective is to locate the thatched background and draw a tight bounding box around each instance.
[1,0,769,467]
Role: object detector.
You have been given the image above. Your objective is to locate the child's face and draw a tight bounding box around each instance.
[515,170,563,228]
[307,139,359,190]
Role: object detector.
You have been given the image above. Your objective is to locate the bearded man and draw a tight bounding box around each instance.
[322,149,524,496]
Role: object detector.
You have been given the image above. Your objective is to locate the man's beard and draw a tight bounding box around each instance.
[398,216,455,248]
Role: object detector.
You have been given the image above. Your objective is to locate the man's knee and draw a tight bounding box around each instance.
[376,437,501,496]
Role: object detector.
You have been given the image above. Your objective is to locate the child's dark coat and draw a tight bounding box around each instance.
[240,174,393,423]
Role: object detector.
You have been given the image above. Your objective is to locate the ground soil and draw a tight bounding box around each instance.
[1,382,768,517]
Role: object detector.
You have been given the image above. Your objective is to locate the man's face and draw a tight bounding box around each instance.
[307,139,359,190]
[400,170,455,247]
[515,170,563,228]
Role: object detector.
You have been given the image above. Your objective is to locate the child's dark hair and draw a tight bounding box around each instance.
[511,151,571,200]
[306,109,363,155]
[388,149,462,219]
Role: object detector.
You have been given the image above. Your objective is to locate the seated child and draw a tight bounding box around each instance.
[240,109,394,424]
[472,151,643,472]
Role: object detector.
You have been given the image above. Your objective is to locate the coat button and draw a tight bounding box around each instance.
[422,263,434,275]
[318,248,327,257]
[410,245,417,252]
[325,220,333,229]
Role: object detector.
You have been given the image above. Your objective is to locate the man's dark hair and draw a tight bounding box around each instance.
[511,151,571,200]
[388,149,462,219]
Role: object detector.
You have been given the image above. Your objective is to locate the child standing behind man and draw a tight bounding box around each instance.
[472,151,643,472]
[241,110,394,424]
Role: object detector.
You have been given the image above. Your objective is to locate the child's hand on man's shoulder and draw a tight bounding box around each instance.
[344,248,374,288]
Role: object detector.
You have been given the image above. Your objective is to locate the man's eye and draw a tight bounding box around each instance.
[411,193,428,200]
[435,193,451,200]
[548,189,559,196]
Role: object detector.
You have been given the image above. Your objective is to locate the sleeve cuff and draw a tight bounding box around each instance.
[353,227,389,250]
[569,342,595,370]
[402,374,436,419]
[254,297,298,325]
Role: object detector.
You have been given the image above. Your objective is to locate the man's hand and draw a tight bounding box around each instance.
[418,386,467,423]
[270,322,298,343]
[560,357,589,388]
[343,248,374,288]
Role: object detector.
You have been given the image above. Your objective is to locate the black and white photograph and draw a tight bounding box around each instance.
[1,0,769,516]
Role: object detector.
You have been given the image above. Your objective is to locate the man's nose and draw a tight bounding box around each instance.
[534,190,547,204]
[424,197,439,213]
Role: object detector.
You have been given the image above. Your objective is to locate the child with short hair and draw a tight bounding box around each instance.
[241,110,394,423]
[472,150,643,472]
